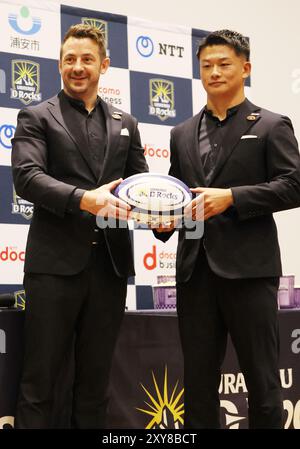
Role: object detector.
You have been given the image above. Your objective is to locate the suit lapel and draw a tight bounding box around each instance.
[47,94,98,180]
[208,99,261,185]
[98,100,122,184]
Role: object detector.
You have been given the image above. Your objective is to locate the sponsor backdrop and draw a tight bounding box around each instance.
[0,0,299,310]
[0,0,220,310]
[0,0,300,431]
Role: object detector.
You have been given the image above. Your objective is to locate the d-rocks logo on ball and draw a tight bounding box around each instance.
[114,173,191,227]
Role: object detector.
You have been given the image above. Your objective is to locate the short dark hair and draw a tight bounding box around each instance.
[60,24,107,60]
[196,29,250,61]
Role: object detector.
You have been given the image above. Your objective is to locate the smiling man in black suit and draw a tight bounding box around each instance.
[12,24,148,428]
[156,29,300,428]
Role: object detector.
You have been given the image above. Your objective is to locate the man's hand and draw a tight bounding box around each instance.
[185,187,233,221]
[80,178,130,220]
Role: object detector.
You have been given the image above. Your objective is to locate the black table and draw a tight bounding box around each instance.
[1,308,299,429]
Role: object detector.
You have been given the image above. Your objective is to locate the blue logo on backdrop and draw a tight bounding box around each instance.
[130,71,192,126]
[0,125,15,149]
[136,36,154,58]
[8,6,41,36]
[61,5,128,69]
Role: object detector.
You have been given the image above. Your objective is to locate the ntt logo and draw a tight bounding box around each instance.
[136,35,154,58]
[0,247,25,262]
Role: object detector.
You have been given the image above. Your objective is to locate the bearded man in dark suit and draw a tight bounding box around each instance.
[12,24,148,428]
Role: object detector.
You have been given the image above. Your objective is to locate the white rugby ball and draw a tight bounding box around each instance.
[114,173,192,225]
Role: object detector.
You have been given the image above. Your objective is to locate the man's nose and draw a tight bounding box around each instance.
[211,65,221,77]
[73,59,83,71]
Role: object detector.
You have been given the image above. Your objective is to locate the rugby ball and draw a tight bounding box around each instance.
[114,173,192,225]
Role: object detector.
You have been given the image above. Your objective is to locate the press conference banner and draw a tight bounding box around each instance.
[0,0,252,310]
[107,311,300,429]
[1,310,299,428]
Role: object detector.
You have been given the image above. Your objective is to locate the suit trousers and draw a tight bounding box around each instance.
[15,240,127,429]
[177,248,283,429]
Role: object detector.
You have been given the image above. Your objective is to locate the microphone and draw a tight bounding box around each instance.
[0,293,15,308]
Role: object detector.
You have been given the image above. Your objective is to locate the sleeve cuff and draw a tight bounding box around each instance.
[67,188,86,213]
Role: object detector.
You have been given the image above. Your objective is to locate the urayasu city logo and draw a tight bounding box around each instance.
[12,186,33,220]
[8,5,41,36]
[11,59,41,105]
[149,79,176,122]
[137,367,184,429]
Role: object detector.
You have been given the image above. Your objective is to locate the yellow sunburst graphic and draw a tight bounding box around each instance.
[136,366,184,429]
[81,17,107,41]
[151,80,173,105]
[13,61,38,88]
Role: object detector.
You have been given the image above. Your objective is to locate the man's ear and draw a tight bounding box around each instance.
[242,61,251,80]
[100,57,110,75]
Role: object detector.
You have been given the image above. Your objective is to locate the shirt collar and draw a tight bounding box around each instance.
[204,99,246,121]
[60,90,101,112]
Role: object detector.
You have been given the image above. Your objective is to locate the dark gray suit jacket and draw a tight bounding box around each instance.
[12,93,148,277]
[156,99,300,282]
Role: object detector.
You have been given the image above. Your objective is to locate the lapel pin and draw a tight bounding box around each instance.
[247,112,260,121]
[112,112,122,120]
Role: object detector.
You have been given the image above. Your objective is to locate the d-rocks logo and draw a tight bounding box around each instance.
[11,186,33,220]
[10,59,42,105]
[149,79,176,122]
[81,18,110,57]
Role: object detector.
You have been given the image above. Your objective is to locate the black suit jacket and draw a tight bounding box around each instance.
[156,99,300,282]
[11,93,148,277]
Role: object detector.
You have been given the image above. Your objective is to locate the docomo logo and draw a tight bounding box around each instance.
[0,247,25,262]
[143,245,176,270]
[98,86,121,96]
[144,144,169,159]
